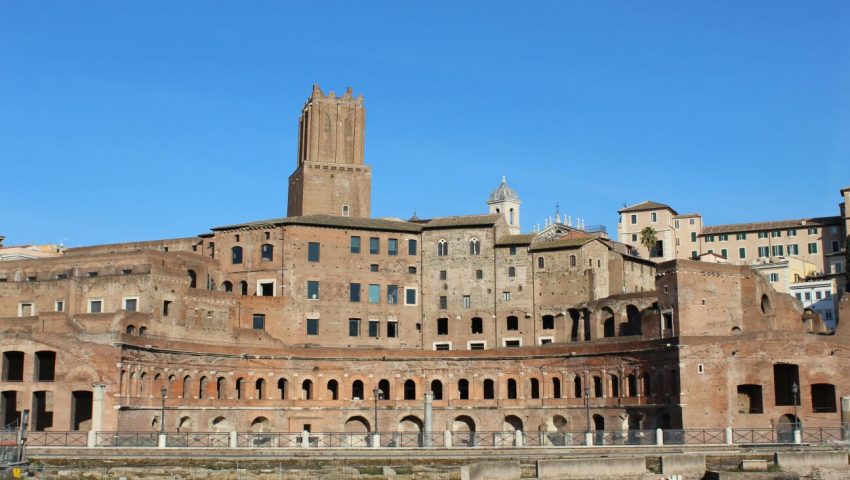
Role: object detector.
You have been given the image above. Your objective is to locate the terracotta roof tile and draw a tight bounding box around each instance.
[495,234,536,246]
[701,216,841,235]
[618,201,676,214]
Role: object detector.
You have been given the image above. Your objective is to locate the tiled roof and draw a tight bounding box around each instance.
[618,201,676,214]
[701,216,841,235]
[213,215,422,233]
[673,213,700,219]
[529,236,602,252]
[495,234,536,246]
[419,214,503,229]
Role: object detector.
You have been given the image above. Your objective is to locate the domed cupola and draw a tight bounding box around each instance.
[487,176,521,234]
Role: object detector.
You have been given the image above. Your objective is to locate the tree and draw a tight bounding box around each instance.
[639,226,658,258]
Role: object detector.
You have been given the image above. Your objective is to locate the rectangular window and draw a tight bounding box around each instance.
[369,237,380,254]
[719,234,728,241]
[808,227,818,235]
[434,343,451,351]
[509,246,517,255]
[739,247,746,259]
[758,232,769,239]
[388,238,398,256]
[437,318,448,335]
[408,266,417,274]
[387,285,398,304]
[252,314,265,330]
[674,219,679,229]
[503,291,511,301]
[542,316,554,329]
[368,284,380,304]
[307,281,319,300]
[804,292,811,301]
[832,240,839,253]
[368,319,379,338]
[350,236,361,254]
[758,246,769,257]
[815,291,822,300]
[507,316,518,330]
[405,288,417,306]
[691,232,697,242]
[787,244,799,255]
[349,283,361,302]
[721,249,728,259]
[808,242,818,254]
[768,273,779,283]
[772,245,784,256]
[736,233,747,240]
[370,263,379,272]
[469,342,485,350]
[650,212,657,222]
[771,230,781,238]
[89,300,103,314]
[439,270,447,280]
[462,295,471,309]
[631,234,638,242]
[306,318,319,336]
[787,229,797,237]
[307,242,320,262]
[504,339,521,348]
[471,317,483,334]
[19,303,34,317]
[691,250,698,258]
[439,296,448,310]
[408,239,417,255]
[795,292,802,300]
[163,300,171,316]
[124,298,138,312]
[475,269,483,280]
[630,214,637,224]
[705,235,714,243]
[348,318,360,337]
[55,300,64,312]
[386,320,397,338]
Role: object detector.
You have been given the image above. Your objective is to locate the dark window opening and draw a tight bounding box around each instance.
[31,391,53,431]
[737,384,764,414]
[530,378,540,399]
[252,314,265,330]
[163,300,172,316]
[369,237,380,254]
[386,321,397,338]
[552,378,561,399]
[352,380,364,400]
[773,364,800,406]
[458,379,469,400]
[328,380,340,400]
[408,239,417,255]
[34,351,56,382]
[261,244,274,262]
[306,318,319,335]
[259,282,274,297]
[506,316,518,331]
[231,246,243,265]
[70,390,92,431]
[431,380,443,400]
[404,380,416,400]
[471,317,483,334]
[811,384,836,413]
[350,236,361,254]
[437,318,448,335]
[307,242,320,262]
[348,318,360,337]
[507,379,517,399]
[542,315,554,330]
[240,281,248,295]
[2,351,24,382]
[187,270,197,288]
[593,376,603,398]
[483,379,495,399]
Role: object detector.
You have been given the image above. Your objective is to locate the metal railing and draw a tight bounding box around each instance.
[236,432,303,448]
[95,431,158,447]
[26,431,88,447]
[663,429,726,445]
[165,432,229,448]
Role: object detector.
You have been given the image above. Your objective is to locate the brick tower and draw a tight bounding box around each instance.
[287,85,371,218]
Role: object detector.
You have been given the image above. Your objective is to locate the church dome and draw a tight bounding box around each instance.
[488,176,520,203]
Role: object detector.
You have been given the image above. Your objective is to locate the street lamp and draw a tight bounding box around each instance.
[372,387,383,439]
[584,386,591,434]
[791,382,799,432]
[159,386,167,434]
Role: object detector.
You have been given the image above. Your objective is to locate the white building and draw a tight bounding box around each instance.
[789,279,838,329]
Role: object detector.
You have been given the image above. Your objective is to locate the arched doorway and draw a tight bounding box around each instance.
[452,415,476,447]
[503,415,523,432]
[344,416,371,433]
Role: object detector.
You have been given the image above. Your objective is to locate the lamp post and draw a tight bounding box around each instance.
[372,387,383,439]
[791,382,799,432]
[584,386,591,434]
[159,386,167,434]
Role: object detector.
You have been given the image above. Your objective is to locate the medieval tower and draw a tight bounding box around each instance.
[287,85,371,218]
[488,176,521,234]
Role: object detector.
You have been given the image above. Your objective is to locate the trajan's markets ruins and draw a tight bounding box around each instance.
[1,86,849,455]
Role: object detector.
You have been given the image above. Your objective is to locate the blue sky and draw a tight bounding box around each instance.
[2,1,848,247]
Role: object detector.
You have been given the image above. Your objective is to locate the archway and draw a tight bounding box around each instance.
[503,415,523,432]
[344,416,371,433]
[452,415,476,447]
[250,416,270,433]
[626,305,642,335]
[211,416,231,432]
[602,307,616,338]
[399,415,423,432]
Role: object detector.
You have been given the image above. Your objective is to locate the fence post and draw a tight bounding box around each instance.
[229,431,237,448]
[158,433,167,448]
[793,428,802,444]
[87,431,96,448]
[444,430,452,448]
[301,430,310,448]
[584,431,593,446]
[656,428,663,446]
[515,430,523,447]
[371,433,381,448]
[725,427,733,445]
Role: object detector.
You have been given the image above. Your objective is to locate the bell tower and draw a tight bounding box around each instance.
[488,176,521,234]
[287,85,371,218]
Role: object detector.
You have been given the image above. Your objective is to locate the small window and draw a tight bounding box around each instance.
[471,317,483,334]
[369,237,380,254]
[439,270,447,280]
[387,285,399,304]
[306,318,319,336]
[348,318,360,337]
[408,239,417,255]
[307,242,320,262]
[55,300,64,312]
[697,364,704,374]
[469,342,485,350]
[350,283,361,302]
[509,246,517,255]
[124,298,138,312]
[341,205,350,217]
[462,295,471,309]
[469,238,480,255]
[369,284,380,303]
[503,291,511,301]
[163,300,171,316]
[437,318,448,335]
[439,296,448,310]
[121,268,133,275]
[259,281,274,297]
[252,314,265,330]
[542,315,554,330]
[408,266,417,274]
[19,303,34,317]
[307,281,320,300]
[368,320,379,338]
[537,257,544,268]
[87,271,98,277]
[386,320,397,338]
[89,300,103,314]
[434,343,451,351]
[405,288,417,305]
[261,244,274,262]
[650,212,657,222]
[231,246,243,264]
[437,239,448,256]
[475,269,483,280]
[388,238,398,256]
[264,232,270,240]
[350,236,361,254]
[508,266,516,277]
[370,264,379,272]
[504,339,521,348]
[630,214,637,224]
[506,316,518,331]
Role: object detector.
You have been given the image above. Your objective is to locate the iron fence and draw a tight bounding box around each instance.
[165,432,229,448]
[591,429,655,446]
[732,428,793,444]
[663,429,726,445]
[801,427,847,444]
[319,432,370,448]
[26,431,88,447]
[236,432,303,448]
[95,431,158,447]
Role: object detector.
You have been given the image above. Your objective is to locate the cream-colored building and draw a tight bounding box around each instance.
[617,201,678,261]
[751,256,817,295]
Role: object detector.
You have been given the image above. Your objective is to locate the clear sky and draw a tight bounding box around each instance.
[2,1,848,247]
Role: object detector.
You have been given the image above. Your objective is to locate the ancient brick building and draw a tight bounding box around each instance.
[0,86,848,439]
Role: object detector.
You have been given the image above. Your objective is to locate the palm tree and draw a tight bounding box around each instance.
[639,226,658,258]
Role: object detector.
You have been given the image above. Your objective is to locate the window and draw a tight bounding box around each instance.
[368,284,380,304]
[34,351,55,382]
[650,212,657,222]
[439,296,448,310]
[674,219,679,229]
[231,246,243,264]
[469,342,485,350]
[469,238,480,255]
[307,281,320,300]
[768,273,779,283]
[387,285,398,304]
[773,363,800,406]
[55,300,64,312]
[261,244,274,262]
[808,242,818,254]
[87,271,97,277]
[758,232,769,239]
[306,319,319,335]
[19,303,34,317]
[388,238,398,256]
[2,351,24,381]
[739,247,746,259]
[350,236,361,253]
[163,300,171,316]
[386,320,397,338]
[370,264,379,272]
[437,239,448,256]
[787,244,799,255]
[508,266,516,277]
[483,379,495,399]
[811,384,837,413]
[756,246,768,257]
[772,245,784,256]
[258,280,274,297]
[307,242,320,262]
[503,291,511,301]
[88,300,103,314]
[408,239,417,255]
[632,234,638,242]
[737,385,764,414]
[405,288,417,305]
[815,291,822,300]
[369,237,380,254]
[504,339,521,348]
[832,240,840,253]
[439,270,447,280]
[408,266,417,274]
[252,314,265,330]
[542,315,554,330]
[341,205,349,216]
[509,246,517,255]
[471,317,483,334]
[462,295,471,309]
[437,318,448,335]
[368,320,379,338]
[124,298,138,312]
[721,248,728,259]
[434,343,451,351]
[630,214,637,224]
[787,229,797,237]
[506,316,518,331]
[771,230,781,238]
[537,257,545,268]
[736,233,747,240]
[348,318,360,337]
[349,283,361,302]
[691,251,698,258]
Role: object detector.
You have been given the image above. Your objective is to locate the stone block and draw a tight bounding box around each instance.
[461,460,521,480]
[536,457,646,478]
[774,451,848,471]
[661,454,706,474]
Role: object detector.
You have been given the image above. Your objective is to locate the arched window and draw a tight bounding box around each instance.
[458,379,469,400]
[610,374,619,397]
[552,378,561,399]
[378,379,390,399]
[222,281,233,293]
[182,375,191,398]
[216,377,226,399]
[508,266,516,277]
[627,374,638,397]
[240,281,248,296]
[126,325,136,335]
[327,380,339,400]
[261,244,273,262]
[138,326,147,336]
[537,257,545,268]
[235,377,244,400]
[255,378,266,400]
[509,208,515,225]
[573,376,582,398]
[593,376,603,397]
[277,378,288,399]
[198,376,207,399]
[187,270,197,288]
[404,379,416,400]
[469,238,480,255]
[437,239,448,257]
[569,255,576,267]
[530,378,540,399]
[352,380,364,400]
[483,379,495,399]
[507,379,518,399]
[301,379,313,400]
[431,379,443,400]
[231,246,243,264]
